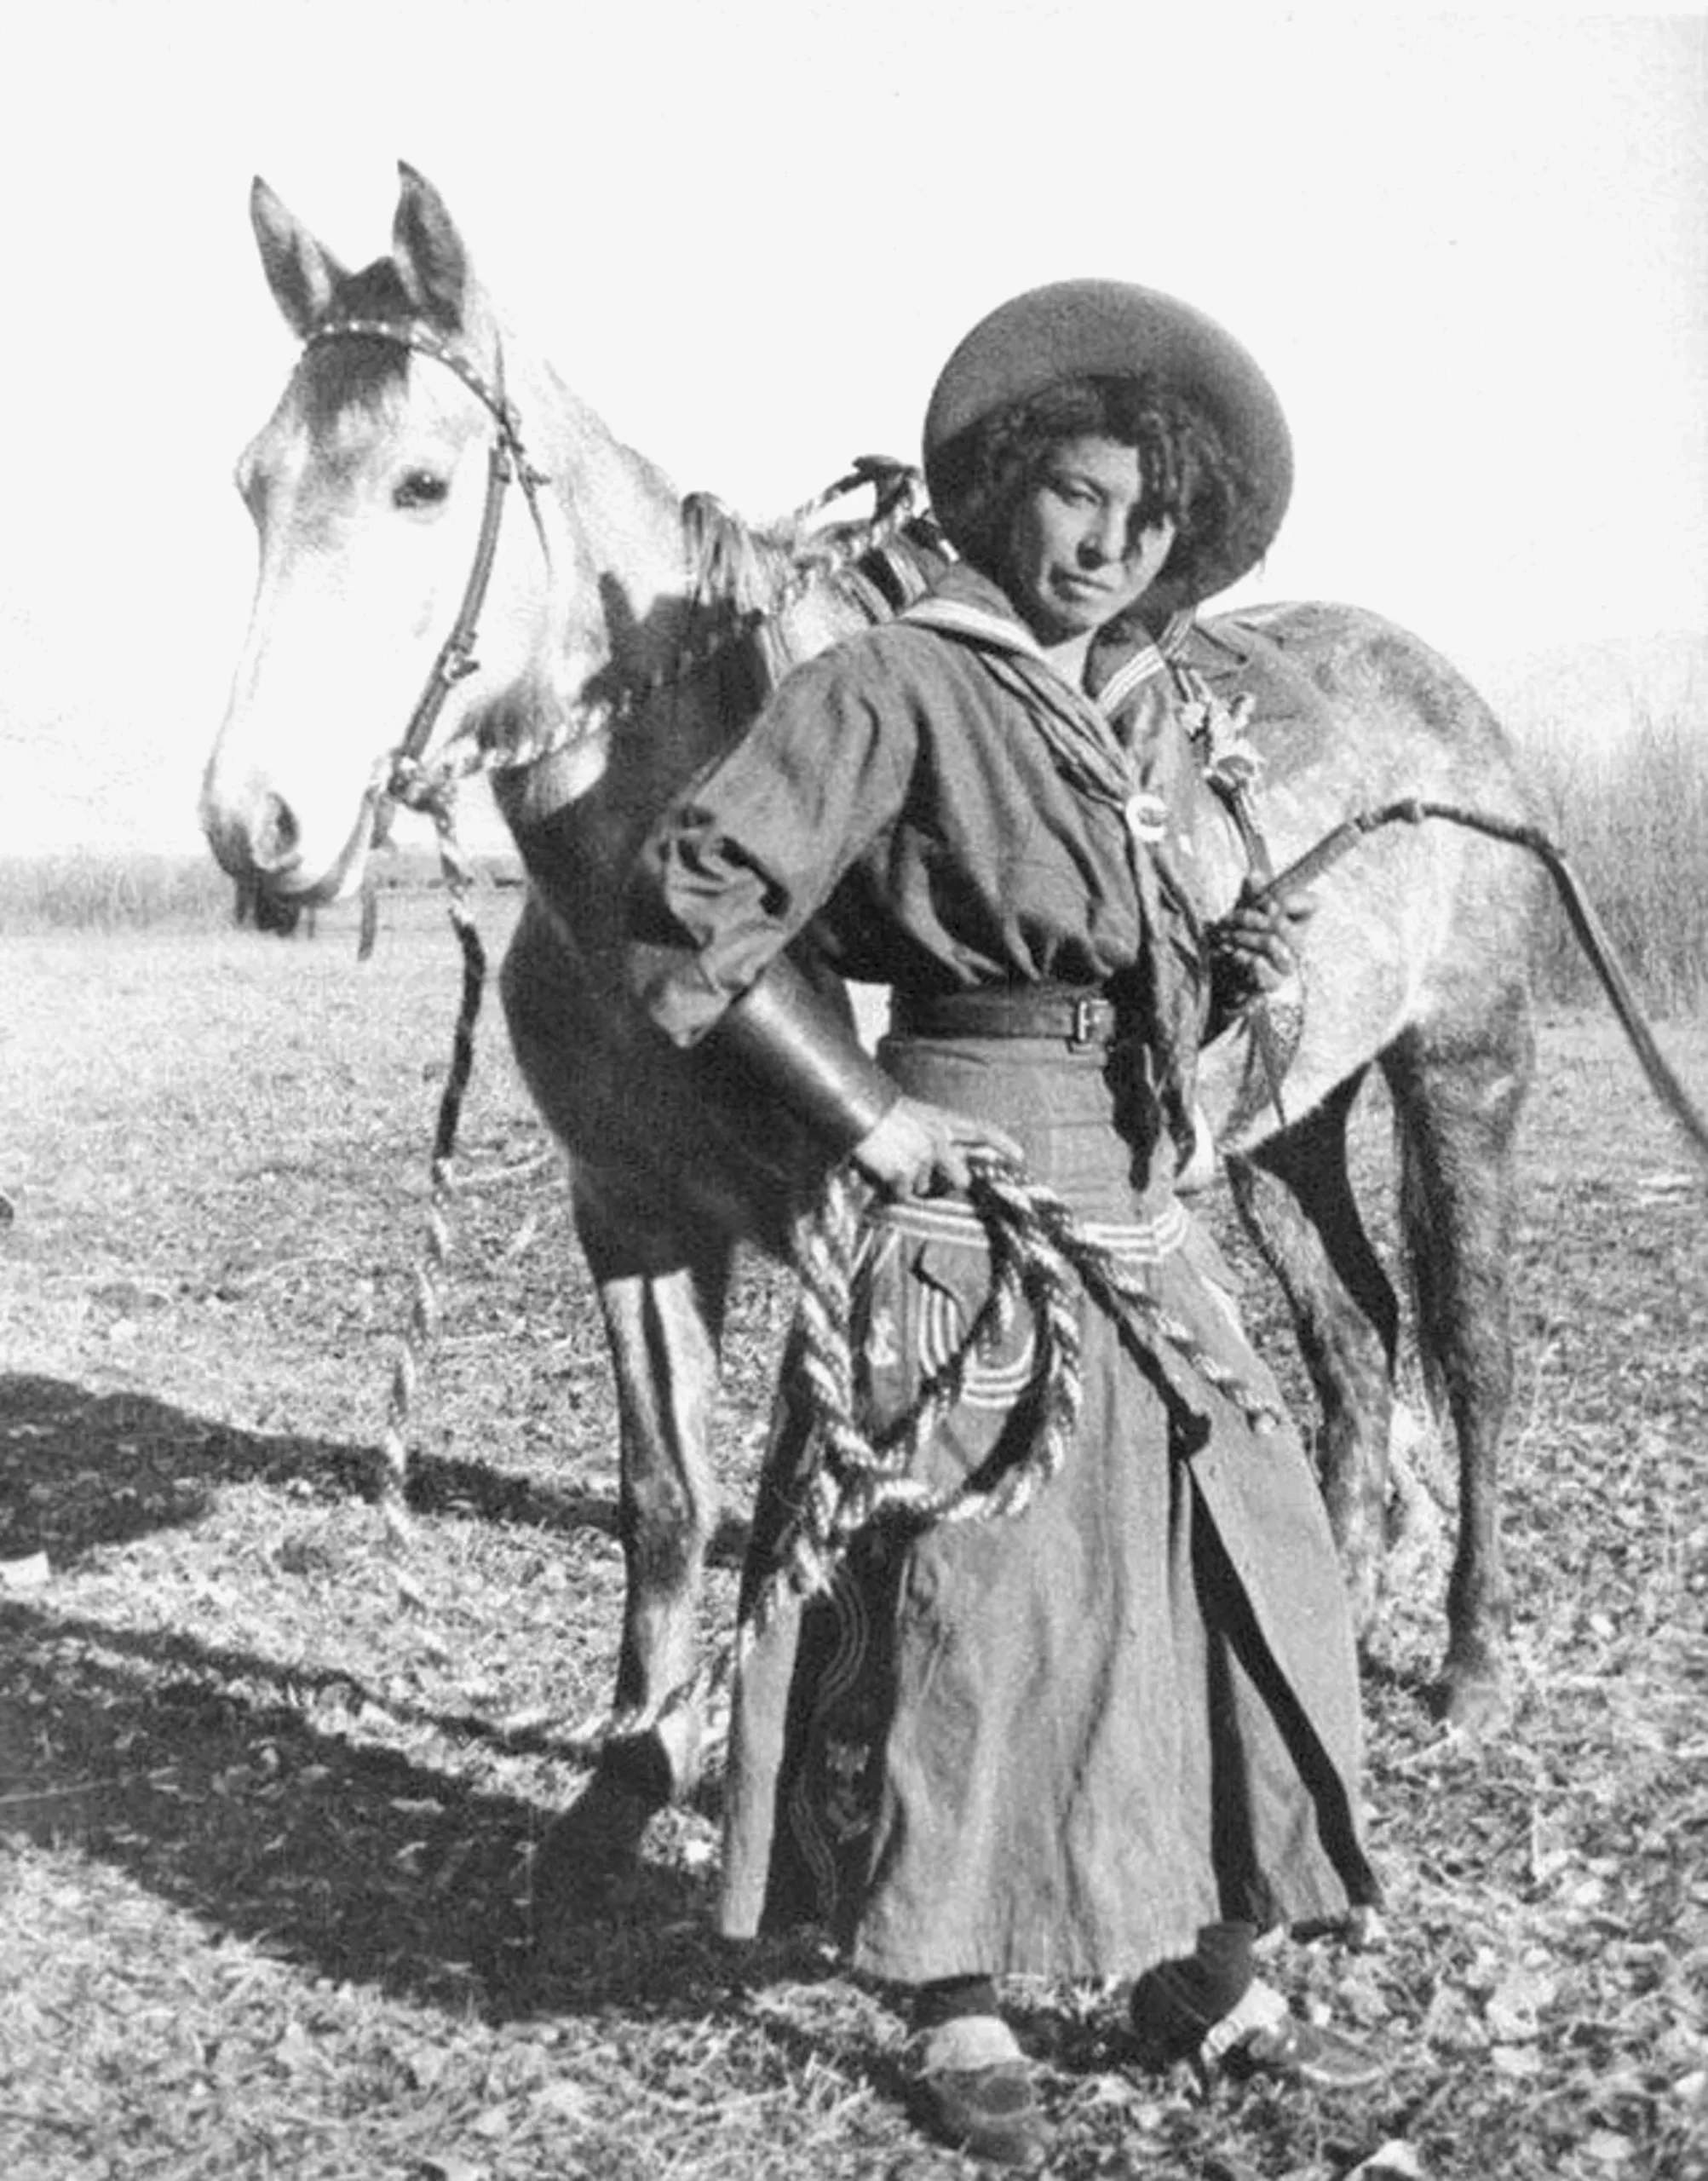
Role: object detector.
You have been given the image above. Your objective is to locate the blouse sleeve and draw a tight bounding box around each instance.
[625,639,917,1047]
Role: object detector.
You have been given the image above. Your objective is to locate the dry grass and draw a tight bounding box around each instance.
[0,850,235,935]
[1521,705,1708,1013]
[0,846,515,940]
[4,687,1707,1019]
[1,918,1705,2180]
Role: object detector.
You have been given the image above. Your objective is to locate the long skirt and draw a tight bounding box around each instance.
[718,1033,1380,1984]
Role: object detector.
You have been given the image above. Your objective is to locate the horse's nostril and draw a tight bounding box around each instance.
[251,791,300,872]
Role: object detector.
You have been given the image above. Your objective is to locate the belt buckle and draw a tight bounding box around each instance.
[1070,995,1107,1049]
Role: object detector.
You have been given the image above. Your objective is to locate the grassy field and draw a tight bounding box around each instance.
[1523,705,1708,1013]
[1,912,1705,2181]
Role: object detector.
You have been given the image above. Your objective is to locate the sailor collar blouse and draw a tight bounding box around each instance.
[630,562,1210,1096]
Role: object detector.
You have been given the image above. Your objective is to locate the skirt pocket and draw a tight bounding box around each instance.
[854,1209,1056,1498]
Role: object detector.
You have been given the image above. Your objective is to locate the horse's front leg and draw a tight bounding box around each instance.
[592,1211,733,1785]
[531,1182,733,1920]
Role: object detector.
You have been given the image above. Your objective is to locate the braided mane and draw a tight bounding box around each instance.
[676,461,950,714]
[686,458,946,601]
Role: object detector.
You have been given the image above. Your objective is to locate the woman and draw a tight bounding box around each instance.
[625,281,1383,2167]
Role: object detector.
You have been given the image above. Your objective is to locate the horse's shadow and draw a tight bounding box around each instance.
[0,1372,748,1567]
[0,1376,767,2025]
[0,1579,830,2031]
[1,1372,371,1562]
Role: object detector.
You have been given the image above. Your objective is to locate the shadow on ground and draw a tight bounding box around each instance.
[0,1371,748,1566]
[0,1373,765,2025]
[0,1586,806,2026]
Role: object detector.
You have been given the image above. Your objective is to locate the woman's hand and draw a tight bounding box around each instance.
[850,1096,1025,1198]
[1208,880,1315,1010]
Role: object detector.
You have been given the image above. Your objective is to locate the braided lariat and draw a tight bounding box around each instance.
[642,1150,1284,1746]
[780,1151,1280,1568]
[780,1168,1080,1584]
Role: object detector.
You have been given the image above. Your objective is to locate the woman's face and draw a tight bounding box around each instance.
[1004,434,1177,645]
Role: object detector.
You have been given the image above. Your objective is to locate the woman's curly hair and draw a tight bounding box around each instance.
[933,373,1262,600]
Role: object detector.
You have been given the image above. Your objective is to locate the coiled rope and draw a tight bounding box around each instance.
[659,1154,1286,1734]
[556,1148,1285,1752]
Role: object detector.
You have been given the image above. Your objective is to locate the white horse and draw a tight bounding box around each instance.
[204,164,1557,1900]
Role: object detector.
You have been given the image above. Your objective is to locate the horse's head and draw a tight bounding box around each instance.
[202,164,617,906]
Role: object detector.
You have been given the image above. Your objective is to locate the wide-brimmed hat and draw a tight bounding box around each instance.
[922,279,1291,607]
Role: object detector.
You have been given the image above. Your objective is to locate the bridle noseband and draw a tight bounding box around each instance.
[302,317,553,797]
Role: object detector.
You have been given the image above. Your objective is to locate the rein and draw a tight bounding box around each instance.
[295,317,548,1530]
[344,408,933,1526]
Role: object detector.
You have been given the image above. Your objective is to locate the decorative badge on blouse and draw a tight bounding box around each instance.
[1123,790,1170,843]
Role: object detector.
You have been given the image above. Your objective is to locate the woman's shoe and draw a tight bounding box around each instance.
[1198,1979,1385,2092]
[904,2015,1052,2167]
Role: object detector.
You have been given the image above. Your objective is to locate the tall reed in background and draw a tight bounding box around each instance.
[0,846,509,937]
[0,720,1702,1017]
[1522,699,1708,1014]
[0,850,233,934]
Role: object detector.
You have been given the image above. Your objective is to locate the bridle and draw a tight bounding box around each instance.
[301,316,554,804]
[299,320,940,826]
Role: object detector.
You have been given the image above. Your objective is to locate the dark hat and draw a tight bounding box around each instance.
[922,279,1292,605]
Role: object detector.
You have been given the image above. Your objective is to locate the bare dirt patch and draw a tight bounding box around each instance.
[2,922,1704,2179]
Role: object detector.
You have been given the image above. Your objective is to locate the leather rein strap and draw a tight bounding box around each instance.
[301,317,551,789]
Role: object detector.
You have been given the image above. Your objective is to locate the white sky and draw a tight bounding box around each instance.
[3,3,1705,849]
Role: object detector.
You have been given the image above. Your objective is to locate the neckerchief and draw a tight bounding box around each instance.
[900,566,1208,1169]
[902,567,1193,826]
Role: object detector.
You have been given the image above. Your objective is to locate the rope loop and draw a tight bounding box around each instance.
[645,1146,1290,1741]
[756,1153,1281,1604]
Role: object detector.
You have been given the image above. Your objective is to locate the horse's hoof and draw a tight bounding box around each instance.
[528,1768,661,1933]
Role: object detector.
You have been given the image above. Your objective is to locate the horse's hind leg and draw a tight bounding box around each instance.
[532,1185,734,1919]
[1384,992,1533,1733]
[1226,1069,1400,1641]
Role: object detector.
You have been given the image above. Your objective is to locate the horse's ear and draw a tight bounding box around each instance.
[250,177,348,339]
[390,162,470,332]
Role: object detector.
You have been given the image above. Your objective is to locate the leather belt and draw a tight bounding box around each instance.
[891,983,1125,1049]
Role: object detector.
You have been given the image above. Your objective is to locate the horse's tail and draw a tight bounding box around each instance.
[1524,835,1708,1166]
[1260,799,1708,1170]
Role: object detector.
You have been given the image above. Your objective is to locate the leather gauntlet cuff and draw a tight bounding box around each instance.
[717,955,900,1155]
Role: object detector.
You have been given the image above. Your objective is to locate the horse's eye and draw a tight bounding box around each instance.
[394,469,450,511]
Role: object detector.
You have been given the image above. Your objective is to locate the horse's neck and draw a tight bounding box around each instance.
[489,370,935,876]
[534,362,693,671]
[488,358,693,815]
